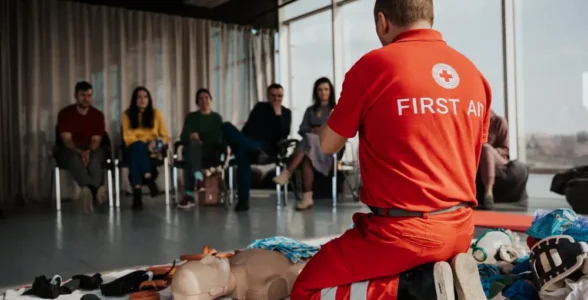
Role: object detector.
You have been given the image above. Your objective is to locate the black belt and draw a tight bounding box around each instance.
[368,202,470,218]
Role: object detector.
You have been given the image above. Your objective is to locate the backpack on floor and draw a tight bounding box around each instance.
[198,172,227,206]
[551,165,588,214]
[551,165,588,195]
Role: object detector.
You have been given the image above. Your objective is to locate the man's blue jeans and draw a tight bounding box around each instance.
[221,122,271,203]
[124,141,152,186]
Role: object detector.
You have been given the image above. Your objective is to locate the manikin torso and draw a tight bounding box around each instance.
[171,249,306,300]
[229,249,304,300]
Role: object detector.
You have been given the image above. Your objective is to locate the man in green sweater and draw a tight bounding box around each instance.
[178,88,224,208]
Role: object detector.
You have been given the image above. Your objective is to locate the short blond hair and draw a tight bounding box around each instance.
[374,0,434,27]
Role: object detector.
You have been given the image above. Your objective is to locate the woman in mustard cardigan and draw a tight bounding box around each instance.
[122,86,169,210]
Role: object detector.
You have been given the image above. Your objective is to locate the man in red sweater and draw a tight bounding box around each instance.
[291,0,489,299]
[56,81,106,213]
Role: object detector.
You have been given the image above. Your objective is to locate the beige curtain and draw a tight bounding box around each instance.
[0,0,276,204]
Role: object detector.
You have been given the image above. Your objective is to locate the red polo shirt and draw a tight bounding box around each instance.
[328,29,492,211]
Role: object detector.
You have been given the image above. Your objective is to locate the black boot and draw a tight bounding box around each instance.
[132,188,143,211]
[145,177,160,197]
[234,200,249,212]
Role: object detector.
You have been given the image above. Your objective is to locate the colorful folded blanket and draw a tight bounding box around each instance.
[528,209,588,243]
[246,236,320,264]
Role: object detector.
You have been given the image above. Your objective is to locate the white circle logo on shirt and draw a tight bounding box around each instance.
[432,63,460,89]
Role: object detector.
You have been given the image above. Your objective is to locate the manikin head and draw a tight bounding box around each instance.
[374,0,434,46]
[172,254,232,300]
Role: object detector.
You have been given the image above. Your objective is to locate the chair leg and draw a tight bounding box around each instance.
[164,157,170,205]
[284,170,288,206]
[115,159,121,208]
[275,165,281,208]
[228,166,234,206]
[55,167,61,211]
[107,168,114,208]
[173,166,178,204]
[49,165,55,208]
[332,154,337,209]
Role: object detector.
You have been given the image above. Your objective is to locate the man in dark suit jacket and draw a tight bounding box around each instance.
[221,83,292,212]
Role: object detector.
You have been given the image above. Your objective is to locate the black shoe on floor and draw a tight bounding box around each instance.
[145,178,160,197]
[482,194,494,210]
[234,201,249,212]
[132,188,143,211]
[397,261,455,300]
[22,275,61,299]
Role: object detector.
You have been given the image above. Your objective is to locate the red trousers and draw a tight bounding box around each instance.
[290,207,474,300]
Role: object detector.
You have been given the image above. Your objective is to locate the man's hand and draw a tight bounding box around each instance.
[80,150,90,168]
[148,140,156,153]
[272,102,282,116]
[191,132,200,141]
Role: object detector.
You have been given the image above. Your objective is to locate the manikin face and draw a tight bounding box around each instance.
[268,87,284,106]
[171,255,232,300]
[198,93,212,111]
[317,83,331,102]
[75,89,93,108]
[136,90,150,110]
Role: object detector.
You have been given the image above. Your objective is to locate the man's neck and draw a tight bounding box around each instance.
[200,109,212,115]
[389,21,433,42]
[76,105,89,115]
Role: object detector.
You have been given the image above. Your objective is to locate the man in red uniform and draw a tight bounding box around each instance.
[290,0,490,299]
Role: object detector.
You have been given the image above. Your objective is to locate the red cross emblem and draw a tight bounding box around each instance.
[439,70,453,82]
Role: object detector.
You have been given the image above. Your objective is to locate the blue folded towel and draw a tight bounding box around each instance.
[246,236,320,264]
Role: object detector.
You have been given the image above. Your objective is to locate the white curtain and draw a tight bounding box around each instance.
[0,0,277,204]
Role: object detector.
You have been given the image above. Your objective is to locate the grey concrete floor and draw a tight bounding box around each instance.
[0,174,571,290]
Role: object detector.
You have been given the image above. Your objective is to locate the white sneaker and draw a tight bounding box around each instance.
[451,253,486,300]
[434,261,455,300]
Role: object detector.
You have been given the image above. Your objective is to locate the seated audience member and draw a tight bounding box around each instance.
[273,77,336,211]
[222,83,292,212]
[56,81,107,213]
[122,86,169,211]
[177,88,224,208]
[478,111,529,210]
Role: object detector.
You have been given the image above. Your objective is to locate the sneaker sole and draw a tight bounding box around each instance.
[451,253,486,300]
[434,261,455,300]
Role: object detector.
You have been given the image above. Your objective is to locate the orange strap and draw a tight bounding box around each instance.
[130,291,160,300]
[139,280,169,291]
[180,245,235,261]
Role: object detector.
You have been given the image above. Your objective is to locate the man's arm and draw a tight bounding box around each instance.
[180,114,193,143]
[494,117,509,158]
[89,112,105,151]
[481,75,493,144]
[57,110,82,153]
[320,61,368,154]
[277,107,291,139]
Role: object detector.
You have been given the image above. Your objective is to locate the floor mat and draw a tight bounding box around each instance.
[473,210,533,232]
